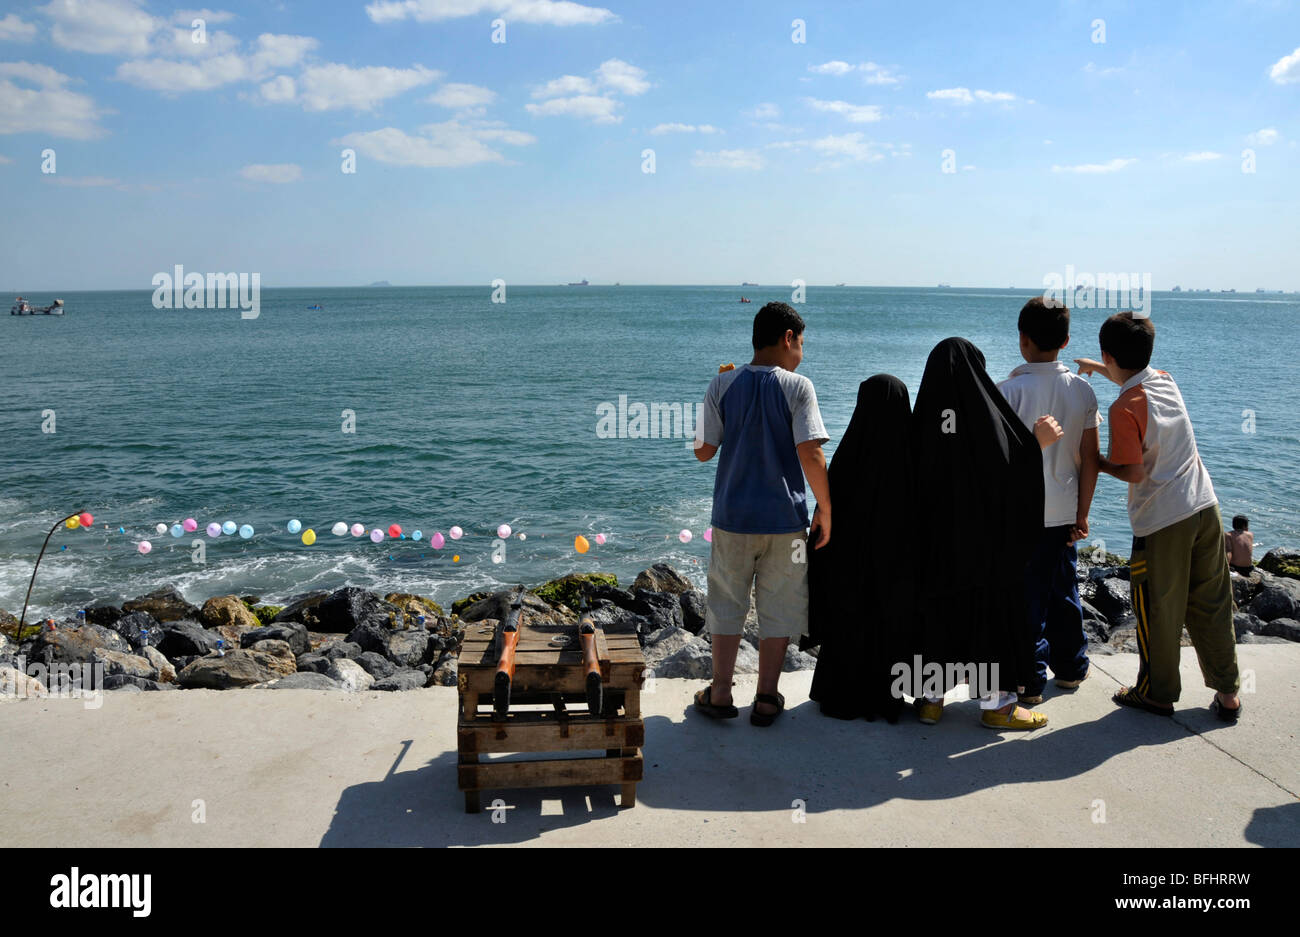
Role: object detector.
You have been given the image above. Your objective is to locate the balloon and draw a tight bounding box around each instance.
[430,532,445,549]
[207,523,221,537]
[182,517,197,532]
[332,522,347,536]
[156,523,168,535]
[704,527,713,543]
[595,533,606,545]
[65,517,80,529]
[118,527,125,534]
[575,535,590,554]
[138,540,152,554]
[287,519,302,534]
[449,526,463,540]
[78,512,93,527]
[302,529,316,545]
[453,554,460,562]
[222,521,236,535]
[412,530,422,541]
[239,524,254,539]
[497,524,512,539]
[388,524,402,538]
[679,529,693,543]
[518,533,527,541]
[370,529,384,543]
[350,523,364,537]
[170,523,184,538]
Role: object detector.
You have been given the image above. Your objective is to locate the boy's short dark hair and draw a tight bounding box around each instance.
[1098,312,1155,370]
[753,302,805,350]
[1232,515,1249,531]
[1019,296,1070,351]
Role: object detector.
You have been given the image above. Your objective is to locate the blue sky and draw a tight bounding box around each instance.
[1,0,1297,290]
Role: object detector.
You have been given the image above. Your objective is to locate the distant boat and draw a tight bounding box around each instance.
[1171,285,1182,292]
[741,282,758,287]
[307,304,323,310]
[367,281,391,287]
[10,297,64,316]
[937,283,951,288]
[835,282,845,287]
[1256,288,1266,293]
[739,297,752,303]
[567,279,589,287]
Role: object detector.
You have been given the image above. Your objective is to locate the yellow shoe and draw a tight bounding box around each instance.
[981,706,1048,730]
[915,699,943,725]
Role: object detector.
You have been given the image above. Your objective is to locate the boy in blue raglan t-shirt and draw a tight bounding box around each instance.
[691,302,831,726]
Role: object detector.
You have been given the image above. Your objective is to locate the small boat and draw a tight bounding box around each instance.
[567,279,589,287]
[307,304,323,310]
[741,281,758,287]
[739,297,752,303]
[10,297,64,315]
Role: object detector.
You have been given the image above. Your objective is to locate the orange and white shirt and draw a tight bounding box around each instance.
[1108,366,1217,537]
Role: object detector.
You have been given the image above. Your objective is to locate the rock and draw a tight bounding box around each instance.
[357,651,397,680]
[585,601,651,637]
[156,620,221,660]
[456,588,555,624]
[1233,612,1265,640]
[326,658,374,692]
[271,591,329,627]
[733,640,760,674]
[212,624,256,655]
[679,590,707,634]
[102,674,176,692]
[122,587,198,623]
[1261,548,1300,580]
[1232,570,1263,608]
[249,639,297,673]
[108,683,142,693]
[83,604,124,627]
[1261,617,1300,642]
[431,655,458,686]
[346,620,390,654]
[313,587,398,634]
[177,650,282,689]
[1090,578,1132,622]
[633,563,693,595]
[383,593,445,622]
[531,573,619,611]
[385,629,431,668]
[633,588,684,633]
[239,622,310,656]
[323,641,363,662]
[652,641,713,679]
[783,644,818,672]
[199,595,260,631]
[642,626,698,668]
[248,604,284,625]
[0,665,46,699]
[91,648,157,681]
[1249,577,1300,621]
[372,670,428,691]
[450,591,490,617]
[1240,633,1294,645]
[257,672,346,691]
[27,622,132,665]
[141,646,176,683]
[295,652,331,674]
[107,611,163,651]
[1087,565,1130,582]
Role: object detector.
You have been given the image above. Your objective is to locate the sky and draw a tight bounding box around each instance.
[0,0,1297,290]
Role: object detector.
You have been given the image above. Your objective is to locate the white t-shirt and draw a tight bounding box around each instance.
[998,360,1102,528]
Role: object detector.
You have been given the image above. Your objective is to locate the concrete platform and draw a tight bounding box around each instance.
[1,645,1296,847]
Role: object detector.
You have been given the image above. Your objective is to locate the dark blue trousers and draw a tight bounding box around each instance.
[1023,525,1089,694]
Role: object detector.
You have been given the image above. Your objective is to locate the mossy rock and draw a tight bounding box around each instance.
[252,605,285,625]
[531,573,619,610]
[384,593,445,621]
[1079,545,1128,567]
[451,592,490,617]
[1261,549,1300,581]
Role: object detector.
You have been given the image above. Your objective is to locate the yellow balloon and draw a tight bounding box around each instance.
[65,516,80,529]
[574,535,590,554]
[452,554,460,563]
[302,529,316,545]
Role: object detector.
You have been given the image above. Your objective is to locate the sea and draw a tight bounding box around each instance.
[3,286,1297,620]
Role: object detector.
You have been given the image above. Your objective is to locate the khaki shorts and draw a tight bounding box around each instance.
[705,526,808,640]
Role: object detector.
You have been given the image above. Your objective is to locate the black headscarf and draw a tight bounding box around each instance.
[910,338,1044,692]
[808,374,914,722]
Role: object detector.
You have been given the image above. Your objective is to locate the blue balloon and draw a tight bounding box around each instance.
[287,519,302,534]
[171,523,184,538]
[222,521,236,535]
[239,524,254,539]
[118,527,125,533]
[412,530,423,541]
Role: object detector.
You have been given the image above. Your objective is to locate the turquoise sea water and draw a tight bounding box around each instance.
[3,286,1297,619]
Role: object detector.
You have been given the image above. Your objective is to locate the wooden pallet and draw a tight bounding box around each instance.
[457,619,646,813]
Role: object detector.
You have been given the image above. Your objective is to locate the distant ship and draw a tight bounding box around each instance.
[367,280,391,287]
[1171,285,1182,292]
[568,279,589,286]
[835,282,845,287]
[10,297,64,315]
[937,283,951,288]
[741,282,758,287]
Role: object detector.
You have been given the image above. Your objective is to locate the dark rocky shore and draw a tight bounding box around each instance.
[2,548,1297,697]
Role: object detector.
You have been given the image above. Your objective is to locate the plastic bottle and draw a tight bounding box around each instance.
[216,638,225,658]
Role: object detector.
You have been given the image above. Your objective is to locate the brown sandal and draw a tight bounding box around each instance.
[693,685,739,719]
[750,692,785,727]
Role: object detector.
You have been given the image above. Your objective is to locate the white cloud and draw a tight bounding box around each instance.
[810,132,883,163]
[927,87,1021,105]
[649,122,720,135]
[297,63,440,111]
[0,14,38,42]
[974,90,1016,103]
[0,62,107,138]
[808,60,902,85]
[173,8,236,25]
[808,60,854,76]
[116,32,317,92]
[1181,151,1222,162]
[151,26,241,58]
[692,148,763,170]
[365,0,615,26]
[260,75,295,102]
[334,119,535,168]
[804,97,883,123]
[1083,61,1124,77]
[40,0,159,55]
[532,74,596,98]
[240,163,302,183]
[1246,127,1279,146]
[1268,46,1300,84]
[961,164,975,171]
[1051,158,1136,173]
[747,102,780,120]
[429,82,496,109]
[596,58,648,95]
[525,93,620,123]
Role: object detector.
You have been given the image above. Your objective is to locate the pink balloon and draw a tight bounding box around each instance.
[595,533,606,545]
[350,523,364,537]
[497,524,512,539]
[370,528,384,543]
[431,532,445,549]
[703,527,713,542]
[449,526,463,540]
[138,540,152,554]
[182,517,197,532]
[679,529,693,543]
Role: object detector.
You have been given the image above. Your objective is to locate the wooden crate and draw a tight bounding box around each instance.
[456,620,646,813]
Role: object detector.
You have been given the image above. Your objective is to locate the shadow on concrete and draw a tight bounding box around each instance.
[1244,802,1300,847]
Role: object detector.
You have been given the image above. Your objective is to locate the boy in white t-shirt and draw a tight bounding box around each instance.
[998,297,1100,702]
